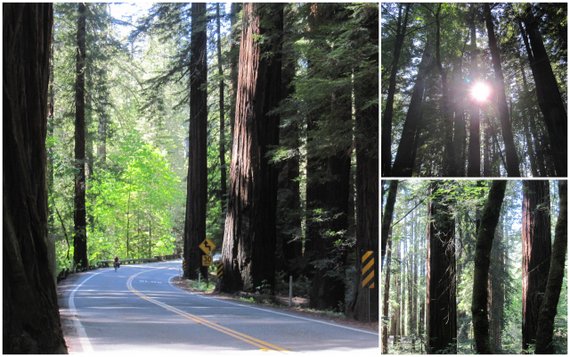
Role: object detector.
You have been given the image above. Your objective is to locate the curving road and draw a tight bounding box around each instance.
[58,260,378,355]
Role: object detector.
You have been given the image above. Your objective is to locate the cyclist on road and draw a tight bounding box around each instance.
[114,256,120,272]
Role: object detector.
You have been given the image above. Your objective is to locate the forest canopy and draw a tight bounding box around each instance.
[381,3,567,177]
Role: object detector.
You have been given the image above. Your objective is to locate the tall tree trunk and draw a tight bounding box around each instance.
[221,3,283,292]
[73,3,88,270]
[522,180,551,351]
[522,6,567,176]
[427,181,457,353]
[467,5,480,177]
[489,217,505,352]
[183,3,208,280]
[391,38,434,176]
[382,238,392,353]
[382,4,410,176]
[483,4,521,177]
[535,181,567,353]
[471,180,507,354]
[3,3,67,353]
[350,3,379,321]
[381,180,398,267]
[216,3,227,233]
[228,3,242,148]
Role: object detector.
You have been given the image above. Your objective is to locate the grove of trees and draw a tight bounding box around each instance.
[381,3,567,177]
[4,3,379,351]
[381,180,567,354]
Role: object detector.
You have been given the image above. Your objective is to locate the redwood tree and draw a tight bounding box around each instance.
[535,181,567,353]
[427,181,457,353]
[471,180,507,354]
[3,3,67,352]
[221,3,284,292]
[522,180,551,351]
[183,3,208,280]
[73,2,88,269]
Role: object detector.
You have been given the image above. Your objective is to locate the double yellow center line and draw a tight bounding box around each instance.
[126,270,288,352]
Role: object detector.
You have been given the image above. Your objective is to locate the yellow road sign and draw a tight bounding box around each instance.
[361,250,375,289]
[202,254,212,267]
[199,238,216,255]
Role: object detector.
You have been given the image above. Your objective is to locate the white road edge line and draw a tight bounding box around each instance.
[68,270,107,352]
[167,275,378,337]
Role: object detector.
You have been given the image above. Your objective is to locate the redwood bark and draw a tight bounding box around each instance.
[3,3,67,352]
[484,4,521,177]
[73,2,88,269]
[216,3,227,220]
[535,181,567,353]
[471,180,507,354]
[183,3,208,280]
[522,180,551,350]
[221,3,283,292]
[427,182,457,353]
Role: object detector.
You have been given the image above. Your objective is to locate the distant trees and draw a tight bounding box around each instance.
[383,180,568,354]
[4,3,67,353]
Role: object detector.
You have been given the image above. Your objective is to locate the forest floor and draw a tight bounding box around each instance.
[171,276,379,333]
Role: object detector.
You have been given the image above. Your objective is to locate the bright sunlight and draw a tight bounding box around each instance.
[470,81,491,103]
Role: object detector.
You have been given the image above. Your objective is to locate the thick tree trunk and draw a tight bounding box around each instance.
[221,3,283,292]
[489,218,505,352]
[391,38,434,176]
[216,4,227,220]
[522,6,567,176]
[382,4,410,177]
[350,3,379,322]
[3,3,67,353]
[381,180,398,266]
[535,181,567,353]
[427,181,457,353]
[228,3,242,147]
[382,239,392,353]
[522,180,551,351]
[471,180,507,354]
[484,4,521,177]
[183,3,208,280]
[73,3,88,270]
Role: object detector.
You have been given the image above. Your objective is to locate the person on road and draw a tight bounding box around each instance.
[114,256,120,272]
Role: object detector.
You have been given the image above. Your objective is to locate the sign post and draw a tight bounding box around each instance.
[361,250,375,322]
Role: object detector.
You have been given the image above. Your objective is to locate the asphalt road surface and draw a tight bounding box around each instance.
[58,260,378,355]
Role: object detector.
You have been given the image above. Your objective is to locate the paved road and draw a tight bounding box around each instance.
[58,260,378,355]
